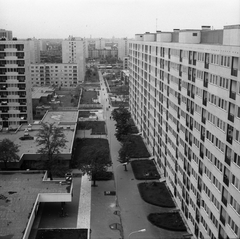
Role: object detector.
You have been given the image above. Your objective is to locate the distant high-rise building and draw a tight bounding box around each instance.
[0,29,13,40]
[29,38,41,63]
[129,24,240,239]
[0,39,33,129]
[118,38,129,60]
[95,38,106,50]
[62,36,86,83]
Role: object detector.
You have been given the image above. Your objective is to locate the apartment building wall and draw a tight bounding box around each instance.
[31,63,78,87]
[0,40,33,129]
[129,25,240,239]
[62,37,86,83]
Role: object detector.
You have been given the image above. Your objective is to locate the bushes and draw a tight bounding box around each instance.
[131,160,159,180]
[148,212,187,231]
[138,182,175,207]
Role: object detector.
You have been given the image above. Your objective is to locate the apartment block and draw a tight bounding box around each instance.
[62,36,86,83]
[129,25,240,239]
[31,63,78,87]
[118,38,129,61]
[0,40,33,130]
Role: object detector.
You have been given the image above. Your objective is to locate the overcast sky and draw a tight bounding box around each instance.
[0,0,239,39]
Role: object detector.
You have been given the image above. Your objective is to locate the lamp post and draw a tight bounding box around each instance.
[115,162,128,208]
[128,229,146,238]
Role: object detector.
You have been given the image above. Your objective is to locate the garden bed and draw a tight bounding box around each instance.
[138,182,175,207]
[148,212,187,231]
[131,160,159,180]
[80,90,99,104]
[124,135,150,158]
[36,229,88,239]
[78,121,106,134]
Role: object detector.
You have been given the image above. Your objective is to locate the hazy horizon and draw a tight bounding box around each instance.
[0,0,239,39]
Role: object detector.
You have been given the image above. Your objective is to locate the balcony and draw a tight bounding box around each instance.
[203,79,208,88]
[231,68,238,77]
[228,113,234,123]
[229,90,236,100]
[222,195,227,206]
[223,175,229,186]
[226,126,233,144]
[202,97,207,106]
[220,214,225,226]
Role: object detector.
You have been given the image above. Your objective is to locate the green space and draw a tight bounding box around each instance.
[36,229,87,239]
[80,90,99,104]
[148,212,187,231]
[138,182,175,207]
[78,121,106,135]
[78,111,91,118]
[123,135,150,158]
[131,160,160,180]
[55,89,80,107]
[85,67,99,82]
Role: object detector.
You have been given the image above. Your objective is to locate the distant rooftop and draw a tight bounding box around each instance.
[0,171,72,239]
[32,86,54,99]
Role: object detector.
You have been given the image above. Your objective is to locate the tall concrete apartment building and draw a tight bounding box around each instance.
[62,36,86,83]
[29,38,41,63]
[0,40,33,129]
[129,25,240,239]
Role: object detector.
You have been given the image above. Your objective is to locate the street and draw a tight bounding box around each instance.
[97,71,186,239]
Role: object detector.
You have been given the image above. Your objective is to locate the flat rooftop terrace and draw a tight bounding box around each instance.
[0,171,71,239]
[42,111,78,124]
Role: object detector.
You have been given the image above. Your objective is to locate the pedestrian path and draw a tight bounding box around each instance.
[77,174,91,229]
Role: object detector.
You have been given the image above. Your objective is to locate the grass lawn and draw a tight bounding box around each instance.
[78,121,106,134]
[148,212,187,231]
[36,229,87,239]
[124,135,150,158]
[138,182,175,207]
[80,90,99,104]
[131,160,160,180]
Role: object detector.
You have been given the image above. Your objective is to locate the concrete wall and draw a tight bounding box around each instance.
[201,30,223,45]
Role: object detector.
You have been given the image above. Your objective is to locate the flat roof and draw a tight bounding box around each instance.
[0,111,78,159]
[42,111,78,124]
[32,86,54,99]
[0,172,71,239]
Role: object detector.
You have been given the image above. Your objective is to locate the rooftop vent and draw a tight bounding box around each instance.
[173,29,180,32]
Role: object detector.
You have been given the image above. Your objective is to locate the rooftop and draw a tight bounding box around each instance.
[0,111,78,160]
[32,86,54,99]
[0,171,71,239]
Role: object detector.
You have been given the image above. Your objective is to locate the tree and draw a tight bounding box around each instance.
[118,136,133,171]
[0,139,19,169]
[36,123,68,179]
[112,106,131,141]
[77,145,112,186]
